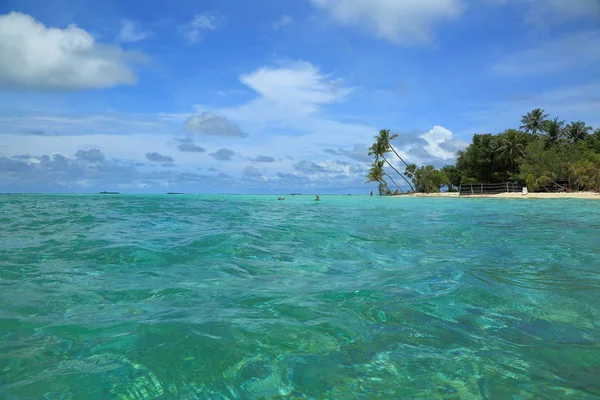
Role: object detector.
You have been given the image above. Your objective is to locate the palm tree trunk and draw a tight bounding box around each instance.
[389,144,410,169]
[382,155,415,192]
[383,173,404,193]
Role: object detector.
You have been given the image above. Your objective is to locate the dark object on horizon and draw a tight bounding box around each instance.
[290,193,301,196]
[167,192,184,194]
[98,191,119,195]
[277,197,286,200]
[370,190,373,196]
[315,195,320,201]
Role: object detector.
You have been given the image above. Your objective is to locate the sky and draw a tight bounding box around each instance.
[0,0,599,194]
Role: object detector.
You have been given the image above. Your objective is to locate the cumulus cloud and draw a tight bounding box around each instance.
[75,148,106,163]
[176,137,206,153]
[184,112,248,138]
[118,19,151,43]
[210,148,235,161]
[182,14,218,43]
[146,152,174,163]
[309,0,462,44]
[254,155,275,163]
[0,12,139,90]
[419,126,456,160]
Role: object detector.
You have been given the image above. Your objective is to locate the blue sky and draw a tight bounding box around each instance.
[0,0,599,193]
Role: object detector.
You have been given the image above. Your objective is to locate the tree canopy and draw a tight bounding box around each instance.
[366,109,600,194]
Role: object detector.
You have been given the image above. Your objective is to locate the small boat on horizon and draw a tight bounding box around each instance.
[98,191,120,195]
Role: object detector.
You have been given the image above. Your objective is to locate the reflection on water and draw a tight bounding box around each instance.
[1,194,599,399]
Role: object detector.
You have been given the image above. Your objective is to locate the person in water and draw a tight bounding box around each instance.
[315,195,320,201]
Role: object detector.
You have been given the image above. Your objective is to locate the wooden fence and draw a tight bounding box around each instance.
[459,182,523,196]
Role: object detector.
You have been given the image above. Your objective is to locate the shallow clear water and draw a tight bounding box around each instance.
[1,194,599,399]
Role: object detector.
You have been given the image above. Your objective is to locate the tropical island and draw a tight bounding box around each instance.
[367,109,600,198]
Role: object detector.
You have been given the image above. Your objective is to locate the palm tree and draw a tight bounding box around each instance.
[565,121,592,143]
[368,135,415,192]
[378,129,410,169]
[543,117,565,148]
[495,129,527,172]
[366,159,403,194]
[366,160,392,195]
[520,108,549,135]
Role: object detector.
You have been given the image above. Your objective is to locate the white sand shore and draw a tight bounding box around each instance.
[405,192,600,200]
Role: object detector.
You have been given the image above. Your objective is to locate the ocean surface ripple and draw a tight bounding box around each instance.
[1,194,599,399]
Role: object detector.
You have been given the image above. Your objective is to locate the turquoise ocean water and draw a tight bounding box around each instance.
[1,194,599,399]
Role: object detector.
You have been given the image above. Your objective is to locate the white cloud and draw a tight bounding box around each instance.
[118,19,151,43]
[0,12,139,90]
[182,14,218,43]
[492,31,600,75]
[419,126,457,161]
[273,15,294,30]
[235,61,352,118]
[309,0,462,44]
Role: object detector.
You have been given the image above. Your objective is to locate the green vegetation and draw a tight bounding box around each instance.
[367,109,600,194]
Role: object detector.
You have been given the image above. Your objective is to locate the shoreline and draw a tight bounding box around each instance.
[405,192,600,200]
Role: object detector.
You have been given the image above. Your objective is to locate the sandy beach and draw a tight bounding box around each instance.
[405,192,600,200]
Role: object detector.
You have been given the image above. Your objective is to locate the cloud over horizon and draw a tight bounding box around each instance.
[0,12,139,90]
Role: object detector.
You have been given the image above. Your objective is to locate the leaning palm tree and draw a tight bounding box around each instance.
[565,121,592,144]
[368,136,415,192]
[543,117,565,148]
[496,129,527,172]
[378,129,410,169]
[366,160,403,194]
[520,108,549,135]
[366,160,393,195]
